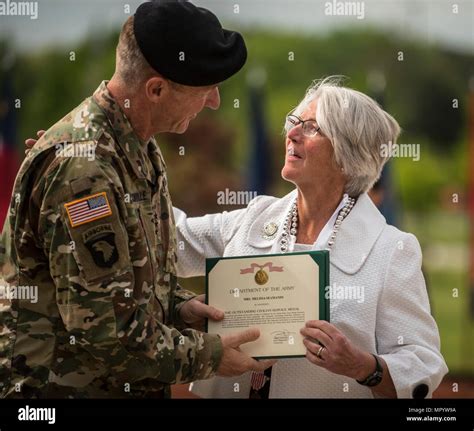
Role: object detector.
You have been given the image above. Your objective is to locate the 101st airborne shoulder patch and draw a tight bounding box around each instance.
[64,192,112,228]
[83,223,119,268]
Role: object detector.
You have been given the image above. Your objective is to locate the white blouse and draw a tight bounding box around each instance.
[173,191,448,398]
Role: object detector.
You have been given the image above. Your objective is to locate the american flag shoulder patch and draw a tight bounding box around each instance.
[64,192,112,228]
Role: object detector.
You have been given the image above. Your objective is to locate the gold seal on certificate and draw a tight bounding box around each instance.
[206,251,329,359]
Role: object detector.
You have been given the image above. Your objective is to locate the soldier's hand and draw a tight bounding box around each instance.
[24,129,45,155]
[180,294,224,331]
[216,328,276,377]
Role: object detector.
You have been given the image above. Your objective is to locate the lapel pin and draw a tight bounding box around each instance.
[262,222,278,240]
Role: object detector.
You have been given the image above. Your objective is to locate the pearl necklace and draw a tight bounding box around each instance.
[280,195,356,253]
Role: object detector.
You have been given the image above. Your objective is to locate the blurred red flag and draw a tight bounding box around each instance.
[0,70,19,229]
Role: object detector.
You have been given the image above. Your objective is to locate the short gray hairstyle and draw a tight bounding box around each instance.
[292,76,401,196]
[115,16,156,88]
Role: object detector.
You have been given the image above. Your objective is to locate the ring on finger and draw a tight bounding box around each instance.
[316,345,325,359]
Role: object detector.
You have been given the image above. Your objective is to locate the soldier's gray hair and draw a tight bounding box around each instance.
[115,16,156,87]
[291,76,401,197]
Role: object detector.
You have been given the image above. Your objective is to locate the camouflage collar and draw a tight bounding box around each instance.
[92,81,153,182]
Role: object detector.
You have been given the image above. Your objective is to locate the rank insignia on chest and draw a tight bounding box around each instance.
[65,192,112,228]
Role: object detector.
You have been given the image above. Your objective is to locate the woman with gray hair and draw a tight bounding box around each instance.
[174,77,448,398]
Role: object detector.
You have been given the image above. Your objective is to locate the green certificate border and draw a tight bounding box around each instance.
[205,250,330,358]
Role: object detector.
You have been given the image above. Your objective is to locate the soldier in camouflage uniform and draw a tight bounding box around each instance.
[0,2,271,398]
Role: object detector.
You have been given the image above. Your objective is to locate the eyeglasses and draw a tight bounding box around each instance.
[284,114,321,137]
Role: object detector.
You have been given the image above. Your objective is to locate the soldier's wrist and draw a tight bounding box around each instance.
[193,333,223,380]
[173,300,189,331]
[173,288,197,330]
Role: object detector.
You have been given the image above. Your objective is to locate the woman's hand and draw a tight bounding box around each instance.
[24,129,45,155]
[300,320,376,381]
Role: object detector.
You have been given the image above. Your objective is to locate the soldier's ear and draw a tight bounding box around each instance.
[145,76,165,103]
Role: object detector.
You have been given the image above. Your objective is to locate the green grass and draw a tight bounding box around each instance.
[404,211,472,375]
[427,270,473,375]
[404,212,468,244]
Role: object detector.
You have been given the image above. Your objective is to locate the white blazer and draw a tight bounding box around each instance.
[173,190,448,398]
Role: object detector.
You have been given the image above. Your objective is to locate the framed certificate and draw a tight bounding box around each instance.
[205,251,329,359]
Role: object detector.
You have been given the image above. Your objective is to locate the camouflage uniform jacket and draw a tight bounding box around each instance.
[0,81,222,398]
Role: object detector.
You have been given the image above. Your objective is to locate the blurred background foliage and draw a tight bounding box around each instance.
[0,24,472,380]
[2,28,470,211]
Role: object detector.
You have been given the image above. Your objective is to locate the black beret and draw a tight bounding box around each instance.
[133,1,247,86]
